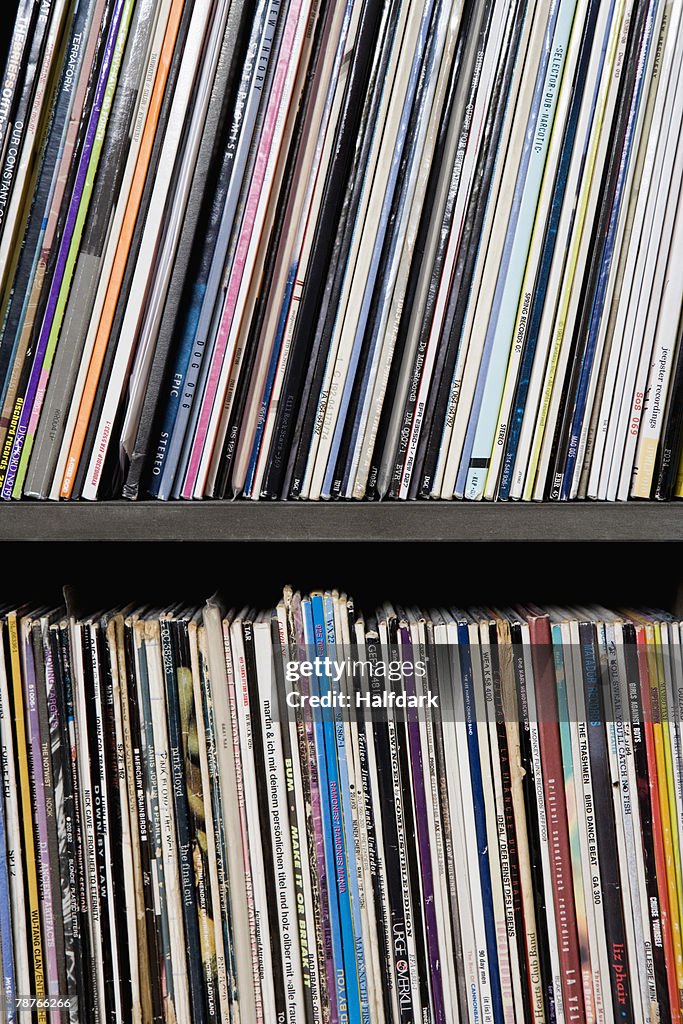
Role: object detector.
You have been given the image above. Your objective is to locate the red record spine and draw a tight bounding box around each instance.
[527,610,585,1023]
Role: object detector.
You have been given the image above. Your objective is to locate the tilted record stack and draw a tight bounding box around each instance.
[0,590,682,1023]
[0,0,683,504]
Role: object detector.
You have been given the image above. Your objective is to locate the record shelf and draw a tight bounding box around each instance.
[4,500,683,542]
[2,4,683,1022]
[7,504,682,621]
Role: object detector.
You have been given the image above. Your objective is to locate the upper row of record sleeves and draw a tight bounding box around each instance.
[0,0,681,502]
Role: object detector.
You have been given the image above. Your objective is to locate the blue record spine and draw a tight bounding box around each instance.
[310,593,361,1024]
[323,594,369,1024]
[458,620,504,1024]
[302,596,346,1024]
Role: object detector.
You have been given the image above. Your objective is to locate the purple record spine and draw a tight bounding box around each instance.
[22,626,61,1004]
[2,0,127,498]
[295,599,337,1024]
[400,622,445,1023]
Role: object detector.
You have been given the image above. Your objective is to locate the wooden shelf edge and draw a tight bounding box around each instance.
[0,501,681,542]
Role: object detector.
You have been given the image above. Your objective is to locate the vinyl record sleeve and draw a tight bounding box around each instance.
[229,611,279,1022]
[179,0,319,500]
[498,0,620,500]
[256,0,387,499]
[456,0,579,501]
[0,0,137,500]
[468,614,516,1024]
[554,612,613,1023]
[147,0,273,500]
[283,0,404,500]
[5,610,48,1023]
[228,0,350,499]
[349,608,394,1023]
[178,612,223,1023]
[47,621,86,1024]
[439,611,484,1024]
[54,618,94,1022]
[340,0,466,502]
[375,608,424,1022]
[23,614,63,1012]
[588,2,683,499]
[490,616,534,1016]
[101,614,138,1024]
[0,0,44,168]
[205,601,260,1020]
[57,0,196,499]
[526,606,585,1022]
[169,0,292,502]
[418,614,462,1023]
[123,613,165,1024]
[83,618,124,1022]
[576,617,633,1023]
[603,617,653,1021]
[70,618,107,1023]
[0,0,110,439]
[195,620,234,1021]
[384,0,510,499]
[274,598,322,1024]
[486,0,605,501]
[122,0,251,500]
[514,0,633,501]
[0,0,114,463]
[0,0,98,392]
[547,615,601,1023]
[426,0,552,502]
[30,616,67,1010]
[363,0,474,500]
[24,0,160,500]
[0,0,61,254]
[117,0,248,480]
[500,613,548,1023]
[357,622,401,1022]
[574,4,671,500]
[549,0,663,501]
[246,0,362,504]
[452,613,499,1024]
[79,0,225,500]
[152,0,286,501]
[606,32,683,502]
[304,0,439,500]
[0,620,22,1024]
[147,616,194,1022]
[415,0,531,501]
[253,615,308,1020]
[575,4,668,499]
[205,0,326,500]
[527,0,641,500]
[45,0,182,500]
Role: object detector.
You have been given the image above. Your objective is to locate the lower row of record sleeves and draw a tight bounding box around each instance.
[1,590,682,1023]
[0,0,682,501]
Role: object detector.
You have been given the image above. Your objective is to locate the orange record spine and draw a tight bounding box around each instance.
[59,0,185,498]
